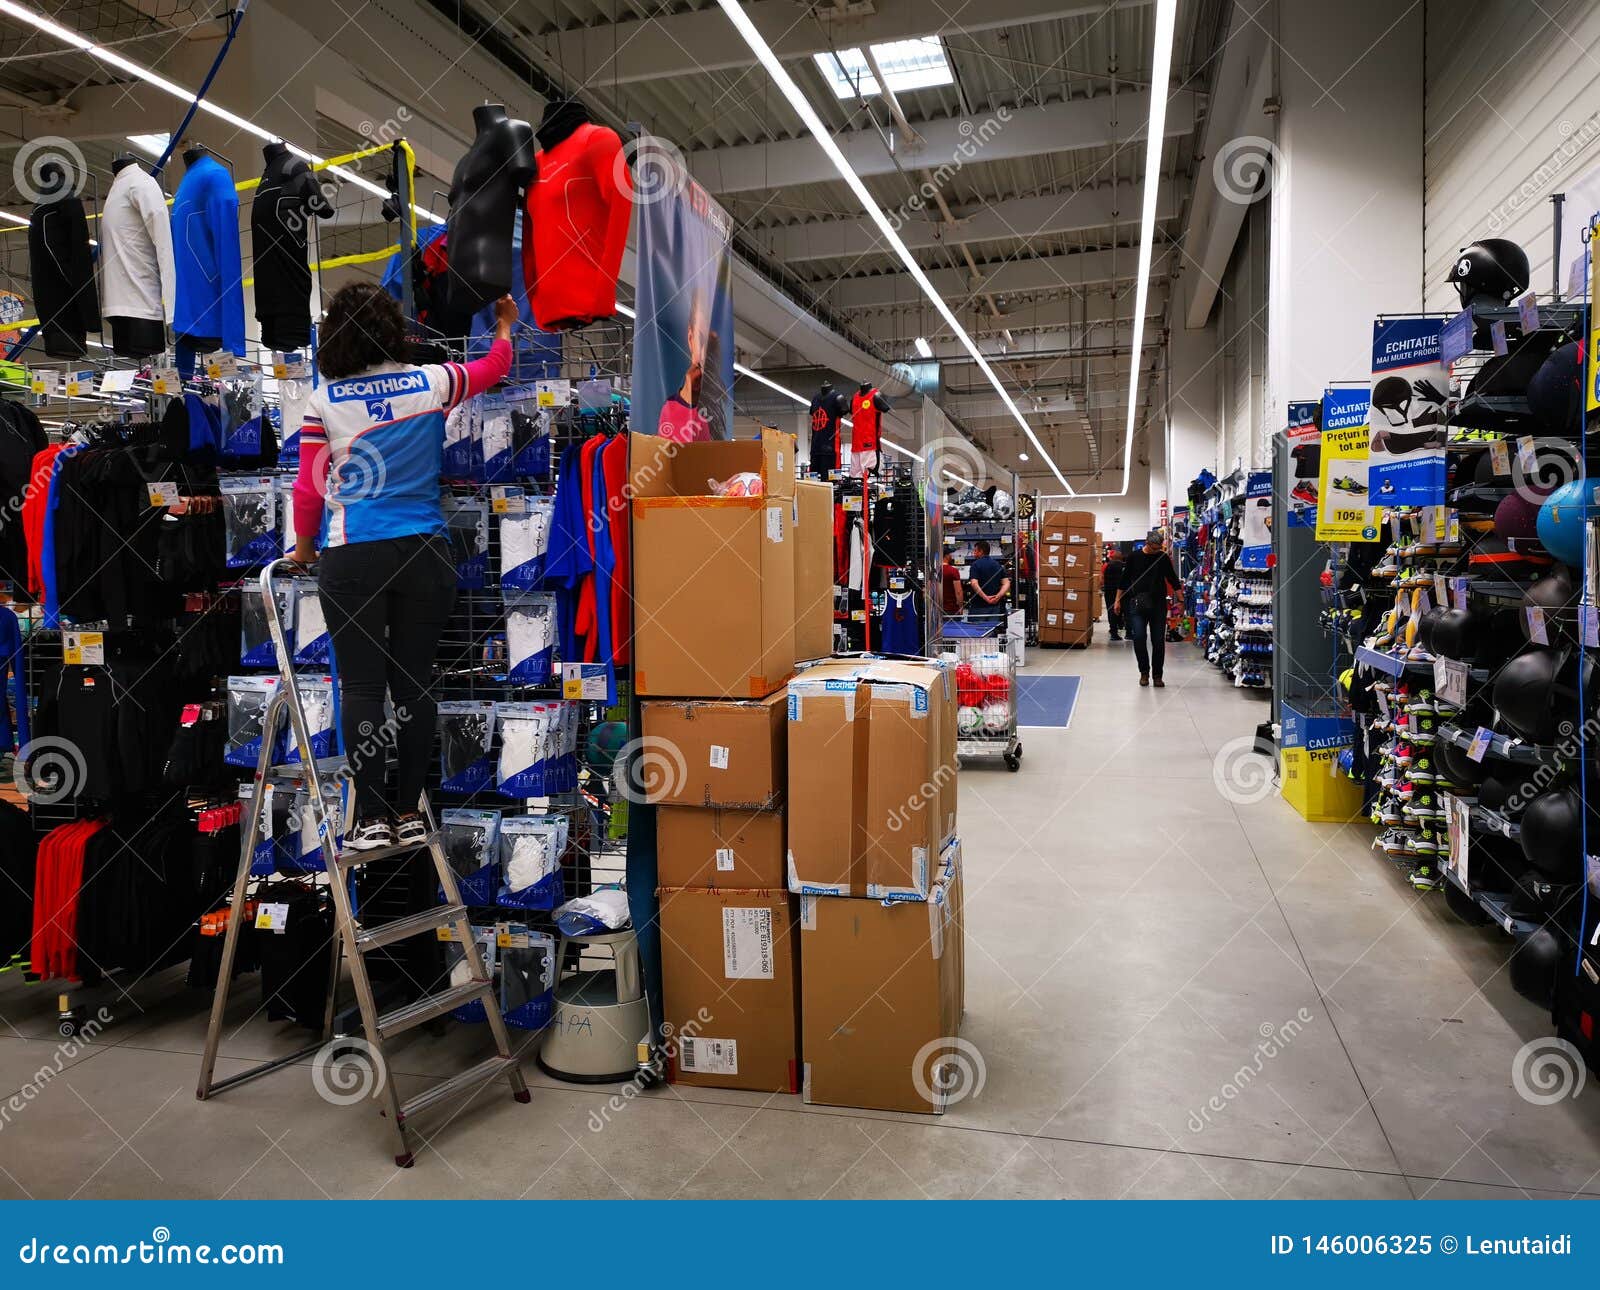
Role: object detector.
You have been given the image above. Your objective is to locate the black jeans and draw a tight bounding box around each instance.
[1124,599,1165,680]
[1107,601,1124,637]
[318,533,456,821]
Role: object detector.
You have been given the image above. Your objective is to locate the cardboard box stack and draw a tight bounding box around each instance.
[787,658,966,1113]
[1039,510,1098,647]
[635,429,823,1095]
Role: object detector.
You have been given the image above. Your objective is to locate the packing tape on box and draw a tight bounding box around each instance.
[789,850,847,898]
[633,495,764,512]
[867,847,930,904]
[929,884,948,960]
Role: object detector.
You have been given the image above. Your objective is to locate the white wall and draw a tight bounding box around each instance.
[1424,0,1600,311]
[1036,456,1156,538]
[1265,0,1426,437]
[1169,317,1222,494]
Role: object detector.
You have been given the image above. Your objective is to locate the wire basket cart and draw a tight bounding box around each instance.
[937,620,1022,771]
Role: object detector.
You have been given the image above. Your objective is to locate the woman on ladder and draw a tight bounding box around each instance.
[291,283,516,850]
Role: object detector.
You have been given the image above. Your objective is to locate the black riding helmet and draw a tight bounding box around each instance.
[1449,238,1531,309]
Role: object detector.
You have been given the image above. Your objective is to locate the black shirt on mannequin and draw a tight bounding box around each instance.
[251,141,334,352]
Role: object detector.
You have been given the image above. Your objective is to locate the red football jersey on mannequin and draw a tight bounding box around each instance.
[850,388,882,454]
[524,106,632,331]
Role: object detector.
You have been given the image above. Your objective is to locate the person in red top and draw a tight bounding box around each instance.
[942,559,965,616]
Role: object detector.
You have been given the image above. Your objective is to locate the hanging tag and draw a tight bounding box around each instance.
[100,369,137,394]
[205,351,239,380]
[62,630,104,666]
[1515,289,1540,333]
[1374,689,1391,721]
[1489,320,1509,355]
[255,902,290,934]
[1433,573,1448,605]
[1450,576,1469,610]
[1435,657,1469,709]
[1467,727,1494,763]
[271,351,308,380]
[1525,604,1549,645]
[150,367,180,396]
[1517,436,1538,473]
[490,485,526,515]
[1582,605,1599,649]
[1489,440,1511,476]
[146,480,177,508]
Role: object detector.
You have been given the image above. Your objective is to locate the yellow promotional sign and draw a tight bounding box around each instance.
[1315,388,1379,541]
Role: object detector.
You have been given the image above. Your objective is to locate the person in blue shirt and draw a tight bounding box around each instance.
[967,541,1010,624]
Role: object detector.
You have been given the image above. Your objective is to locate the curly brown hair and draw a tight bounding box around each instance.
[317,282,407,379]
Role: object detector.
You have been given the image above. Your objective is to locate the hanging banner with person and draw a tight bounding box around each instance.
[1285,400,1322,528]
[632,137,736,441]
[1315,386,1378,541]
[1367,317,1448,505]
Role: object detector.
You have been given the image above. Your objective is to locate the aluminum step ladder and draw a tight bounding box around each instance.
[195,560,528,1167]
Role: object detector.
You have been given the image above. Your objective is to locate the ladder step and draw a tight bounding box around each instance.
[399,1054,520,1123]
[375,980,493,1039]
[354,903,467,952]
[265,754,348,778]
[335,833,441,868]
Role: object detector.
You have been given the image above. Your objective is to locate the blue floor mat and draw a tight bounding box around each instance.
[1016,675,1081,727]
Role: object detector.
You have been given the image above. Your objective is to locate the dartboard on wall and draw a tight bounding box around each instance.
[1017,493,1037,519]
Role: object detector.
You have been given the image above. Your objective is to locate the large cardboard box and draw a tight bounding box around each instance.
[640,693,786,808]
[659,887,800,1092]
[1039,544,1066,572]
[787,659,956,900]
[800,859,963,1114]
[794,480,834,664]
[632,429,800,697]
[657,805,785,888]
[1058,546,1096,575]
[1044,509,1095,530]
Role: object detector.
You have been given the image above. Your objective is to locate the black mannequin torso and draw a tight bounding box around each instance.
[447,104,536,315]
[252,139,333,350]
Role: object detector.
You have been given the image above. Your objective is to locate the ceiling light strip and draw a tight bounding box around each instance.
[0,1,442,224]
[710,0,1073,496]
[1082,0,1178,501]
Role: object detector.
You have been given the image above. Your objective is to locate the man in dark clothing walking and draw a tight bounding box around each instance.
[1101,547,1127,640]
[1114,529,1182,687]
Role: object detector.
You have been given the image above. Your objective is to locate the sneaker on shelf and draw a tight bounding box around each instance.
[343,817,395,852]
[1392,743,1415,766]
[1408,755,1437,783]
[1409,865,1444,892]
[1375,829,1419,858]
[1394,779,1417,801]
[395,812,429,845]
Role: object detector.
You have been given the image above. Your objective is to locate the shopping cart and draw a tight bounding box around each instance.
[938,619,1022,771]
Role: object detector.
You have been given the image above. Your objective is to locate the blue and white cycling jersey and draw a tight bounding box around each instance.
[296,360,472,548]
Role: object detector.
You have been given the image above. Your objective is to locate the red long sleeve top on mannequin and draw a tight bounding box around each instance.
[524,104,632,331]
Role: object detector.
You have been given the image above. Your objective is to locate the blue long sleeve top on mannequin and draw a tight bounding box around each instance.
[171,153,246,356]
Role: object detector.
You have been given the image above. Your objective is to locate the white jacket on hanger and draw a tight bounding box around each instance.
[100,164,175,323]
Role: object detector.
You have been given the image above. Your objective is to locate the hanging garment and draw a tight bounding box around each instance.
[251,145,333,352]
[524,104,631,330]
[447,105,536,314]
[544,440,593,665]
[0,799,36,962]
[28,182,99,359]
[100,162,175,333]
[0,604,23,750]
[847,518,864,592]
[809,387,847,476]
[171,152,246,355]
[850,387,884,458]
[600,434,631,666]
[0,399,45,592]
[878,588,922,655]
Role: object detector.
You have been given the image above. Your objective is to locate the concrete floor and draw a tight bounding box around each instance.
[3,636,1599,1199]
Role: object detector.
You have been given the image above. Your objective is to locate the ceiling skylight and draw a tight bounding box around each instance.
[126,132,171,157]
[814,38,952,99]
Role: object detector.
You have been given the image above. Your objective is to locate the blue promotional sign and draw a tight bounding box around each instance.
[1368,317,1447,506]
[1286,400,1321,527]
[1239,469,1273,568]
[1439,307,1473,366]
[633,141,736,442]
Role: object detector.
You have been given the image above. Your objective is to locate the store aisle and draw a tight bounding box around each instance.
[2,637,1598,1199]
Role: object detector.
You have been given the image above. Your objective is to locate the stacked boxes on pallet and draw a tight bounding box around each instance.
[1039,510,1099,646]
[786,658,966,1113]
[634,429,807,1093]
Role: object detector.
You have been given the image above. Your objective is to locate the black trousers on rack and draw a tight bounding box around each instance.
[318,533,456,822]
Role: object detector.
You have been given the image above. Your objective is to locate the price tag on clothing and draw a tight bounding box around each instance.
[1467,726,1494,763]
[271,351,308,380]
[1490,319,1509,355]
[62,631,104,666]
[843,495,862,511]
[146,481,177,508]
[1515,289,1540,333]
[205,351,239,379]
[100,368,137,393]
[1525,605,1549,645]
[1489,439,1511,476]
[63,371,93,397]
[490,485,527,515]
[254,902,290,934]
[1582,605,1600,649]
[535,379,570,408]
[1434,657,1469,709]
[149,367,180,396]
